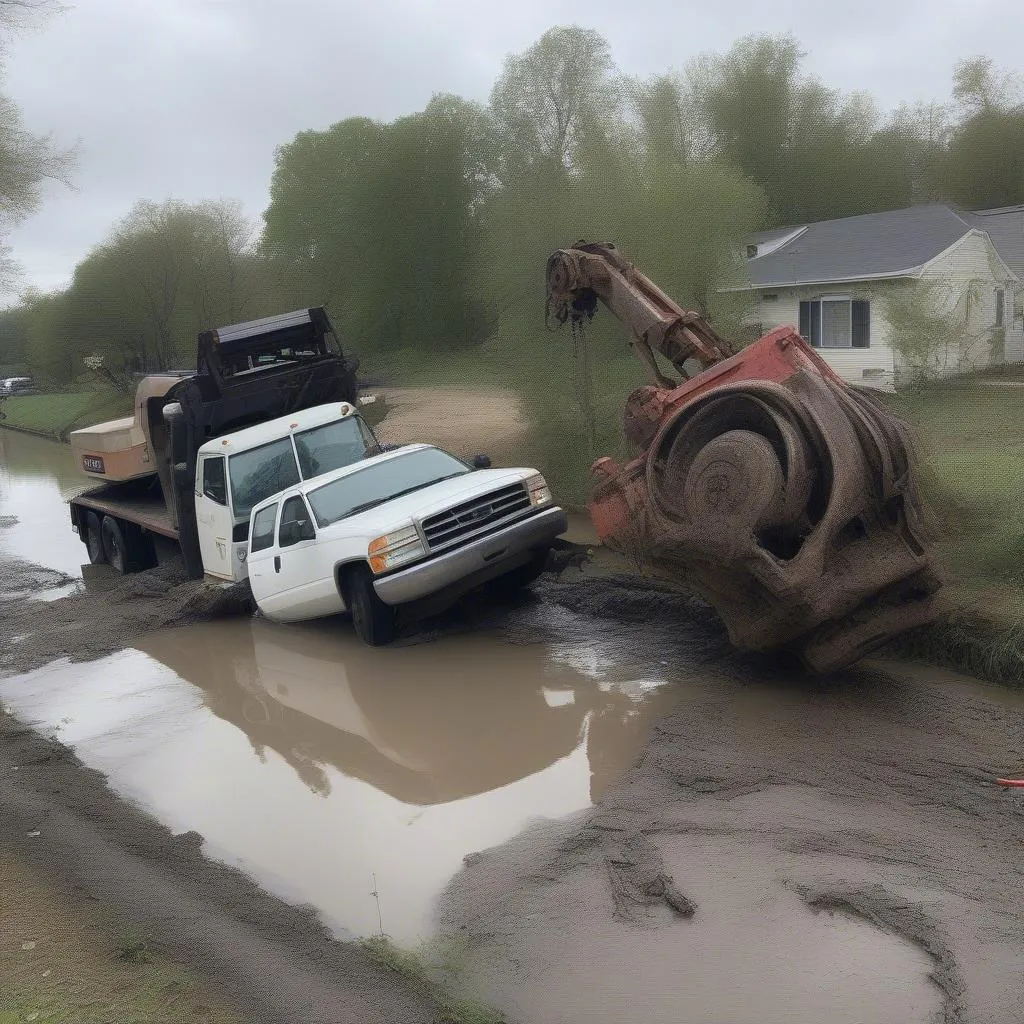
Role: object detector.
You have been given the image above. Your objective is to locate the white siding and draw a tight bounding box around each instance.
[746,283,896,390]
[920,231,1019,371]
[1006,303,1024,363]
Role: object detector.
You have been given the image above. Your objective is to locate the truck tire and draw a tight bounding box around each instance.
[100,516,156,574]
[84,511,106,565]
[346,565,397,646]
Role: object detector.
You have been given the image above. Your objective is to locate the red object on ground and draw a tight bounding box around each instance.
[995,778,1024,787]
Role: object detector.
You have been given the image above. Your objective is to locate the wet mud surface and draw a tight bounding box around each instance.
[5,543,1024,1022]
[0,556,253,674]
[435,650,1024,1023]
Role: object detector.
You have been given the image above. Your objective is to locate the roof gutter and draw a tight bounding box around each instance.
[719,268,924,293]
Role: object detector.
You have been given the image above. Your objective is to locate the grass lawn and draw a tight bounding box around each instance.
[891,383,1024,593]
[885,381,1024,683]
[0,393,131,440]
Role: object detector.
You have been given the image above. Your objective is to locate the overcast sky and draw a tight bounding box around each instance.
[3,0,1022,297]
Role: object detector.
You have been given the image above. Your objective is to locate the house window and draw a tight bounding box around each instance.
[799,298,870,349]
[995,288,1005,327]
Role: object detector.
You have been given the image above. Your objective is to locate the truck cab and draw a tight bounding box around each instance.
[246,443,568,645]
[193,401,380,582]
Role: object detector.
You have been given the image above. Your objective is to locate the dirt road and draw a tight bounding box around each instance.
[371,386,532,464]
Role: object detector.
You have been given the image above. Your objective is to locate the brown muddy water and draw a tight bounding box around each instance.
[0,618,682,944]
[0,429,970,1021]
[0,429,93,585]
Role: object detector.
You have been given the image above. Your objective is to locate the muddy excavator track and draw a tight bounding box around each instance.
[546,241,945,674]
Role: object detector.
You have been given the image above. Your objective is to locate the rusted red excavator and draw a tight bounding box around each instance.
[545,241,945,674]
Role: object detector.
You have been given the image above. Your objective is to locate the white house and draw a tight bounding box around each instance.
[724,204,1023,389]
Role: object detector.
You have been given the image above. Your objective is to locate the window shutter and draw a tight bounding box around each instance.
[810,301,821,346]
[852,300,870,348]
[799,301,810,340]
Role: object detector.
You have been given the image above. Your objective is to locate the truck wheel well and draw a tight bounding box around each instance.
[335,560,370,602]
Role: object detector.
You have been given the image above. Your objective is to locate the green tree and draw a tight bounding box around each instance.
[628,72,698,168]
[262,116,386,313]
[868,101,952,206]
[685,33,909,223]
[0,297,28,369]
[22,286,79,384]
[263,99,489,355]
[0,0,74,292]
[951,56,1021,115]
[59,198,257,377]
[883,277,998,384]
[941,57,1024,209]
[489,25,621,182]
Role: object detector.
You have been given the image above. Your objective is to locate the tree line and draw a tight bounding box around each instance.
[1,24,1023,388]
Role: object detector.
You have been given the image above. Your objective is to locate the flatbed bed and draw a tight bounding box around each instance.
[71,480,178,545]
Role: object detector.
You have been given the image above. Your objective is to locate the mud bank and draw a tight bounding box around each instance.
[434,654,1024,1023]
[0,533,689,678]
[0,556,253,675]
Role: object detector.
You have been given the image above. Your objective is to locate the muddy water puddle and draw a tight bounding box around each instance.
[0,616,680,943]
[0,429,91,578]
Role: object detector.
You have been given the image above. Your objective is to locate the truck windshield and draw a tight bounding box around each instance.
[229,437,301,521]
[294,416,375,480]
[307,448,470,528]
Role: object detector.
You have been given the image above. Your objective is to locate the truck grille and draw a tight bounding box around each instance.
[421,483,531,552]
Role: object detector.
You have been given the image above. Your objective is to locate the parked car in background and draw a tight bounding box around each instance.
[0,376,40,396]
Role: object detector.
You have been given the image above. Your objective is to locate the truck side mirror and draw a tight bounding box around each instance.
[473,454,491,469]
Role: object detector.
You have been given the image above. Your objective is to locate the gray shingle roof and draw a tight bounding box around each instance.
[743,204,976,289]
[965,205,1024,280]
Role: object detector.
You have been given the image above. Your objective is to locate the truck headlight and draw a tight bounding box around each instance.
[525,472,552,507]
[368,525,425,574]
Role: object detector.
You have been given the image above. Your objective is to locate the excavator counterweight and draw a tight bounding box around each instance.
[546,241,944,674]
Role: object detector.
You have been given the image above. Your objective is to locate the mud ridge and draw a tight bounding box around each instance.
[0,557,252,675]
[797,884,966,1021]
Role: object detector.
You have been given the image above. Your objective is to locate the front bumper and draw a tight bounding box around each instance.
[373,506,568,607]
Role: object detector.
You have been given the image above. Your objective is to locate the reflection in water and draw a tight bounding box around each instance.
[138,618,676,807]
[0,429,91,577]
[1,616,680,942]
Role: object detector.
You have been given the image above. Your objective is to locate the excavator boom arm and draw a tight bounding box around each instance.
[546,241,736,387]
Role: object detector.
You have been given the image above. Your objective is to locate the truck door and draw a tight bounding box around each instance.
[195,454,234,580]
[247,501,281,614]
[270,495,342,621]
